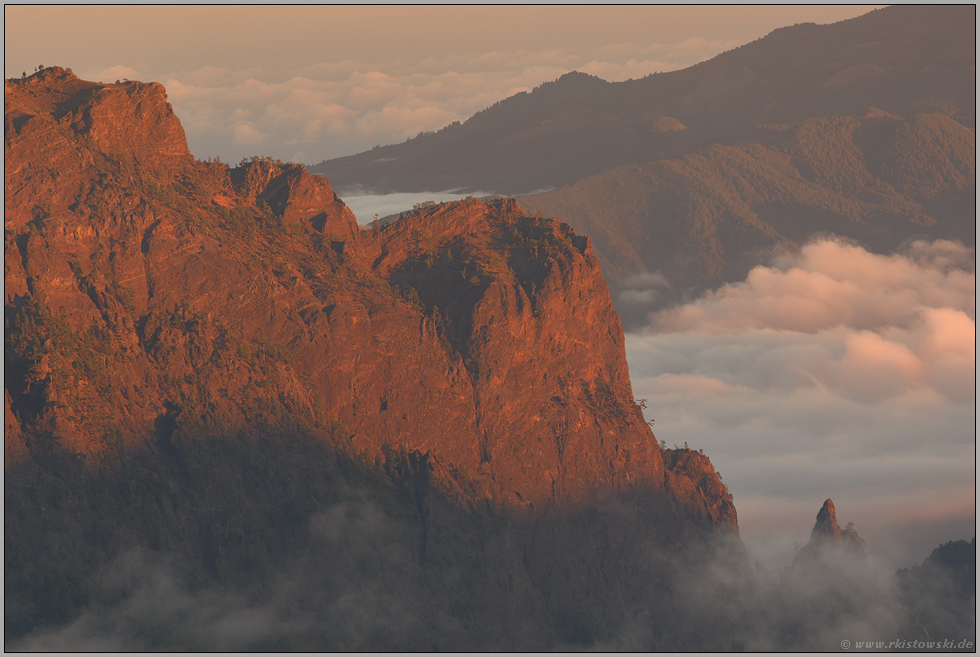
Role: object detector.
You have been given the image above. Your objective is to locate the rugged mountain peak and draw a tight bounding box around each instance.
[6,68,752,651]
[7,66,190,174]
[5,67,193,234]
[230,158,359,240]
[5,69,738,524]
[793,498,868,570]
[352,196,667,505]
[810,498,842,543]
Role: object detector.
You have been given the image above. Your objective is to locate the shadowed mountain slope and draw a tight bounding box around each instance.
[517,111,975,325]
[310,5,974,196]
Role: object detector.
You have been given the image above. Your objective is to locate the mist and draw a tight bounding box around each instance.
[341,190,499,225]
[624,237,976,572]
[13,489,967,652]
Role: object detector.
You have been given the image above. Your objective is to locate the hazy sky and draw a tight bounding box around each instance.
[6,5,880,165]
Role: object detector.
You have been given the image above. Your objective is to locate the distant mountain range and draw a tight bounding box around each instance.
[310,5,974,196]
[310,4,975,326]
[519,110,974,325]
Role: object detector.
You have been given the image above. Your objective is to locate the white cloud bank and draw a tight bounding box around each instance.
[341,190,498,225]
[152,50,684,168]
[625,238,976,572]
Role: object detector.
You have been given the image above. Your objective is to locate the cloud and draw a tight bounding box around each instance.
[97,64,140,82]
[667,36,742,58]
[625,238,975,572]
[616,271,673,307]
[181,65,232,86]
[11,549,281,651]
[11,498,438,651]
[143,34,771,165]
[651,239,975,336]
[578,58,682,81]
[155,55,584,166]
[341,190,497,224]
[233,124,264,145]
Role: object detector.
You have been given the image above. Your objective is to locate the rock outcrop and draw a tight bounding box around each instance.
[793,498,868,570]
[4,68,733,526]
[662,448,737,532]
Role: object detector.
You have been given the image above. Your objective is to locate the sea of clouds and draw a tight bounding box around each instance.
[70,26,745,166]
[341,190,498,224]
[625,238,976,573]
[128,40,727,167]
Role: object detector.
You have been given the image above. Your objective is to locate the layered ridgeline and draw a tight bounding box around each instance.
[5,68,741,650]
[310,5,973,196]
[519,109,975,324]
[308,5,975,324]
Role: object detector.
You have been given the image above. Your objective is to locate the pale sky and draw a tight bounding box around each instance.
[5,5,881,164]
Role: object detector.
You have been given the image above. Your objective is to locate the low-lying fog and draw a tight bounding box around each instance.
[340,190,499,224]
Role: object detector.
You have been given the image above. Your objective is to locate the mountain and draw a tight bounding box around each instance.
[5,68,743,649]
[792,499,868,570]
[309,5,975,196]
[518,110,975,325]
[3,66,730,511]
[896,537,976,642]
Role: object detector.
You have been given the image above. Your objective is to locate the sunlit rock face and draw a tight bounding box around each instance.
[6,69,750,651]
[4,67,736,521]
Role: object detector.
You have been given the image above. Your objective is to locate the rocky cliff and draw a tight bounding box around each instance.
[6,64,739,530]
[5,67,748,650]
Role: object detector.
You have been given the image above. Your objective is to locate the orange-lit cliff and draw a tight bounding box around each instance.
[5,67,733,525]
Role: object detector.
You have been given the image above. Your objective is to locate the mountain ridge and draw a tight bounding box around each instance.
[309,5,974,195]
[5,67,735,520]
[5,66,752,650]
[517,110,975,325]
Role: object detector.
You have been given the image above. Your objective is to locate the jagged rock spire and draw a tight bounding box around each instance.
[810,499,842,544]
[794,498,868,570]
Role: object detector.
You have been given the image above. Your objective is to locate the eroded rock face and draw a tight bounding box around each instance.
[5,68,190,233]
[793,498,867,570]
[4,68,732,521]
[356,199,666,506]
[811,499,843,544]
[663,448,738,531]
[230,158,358,240]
